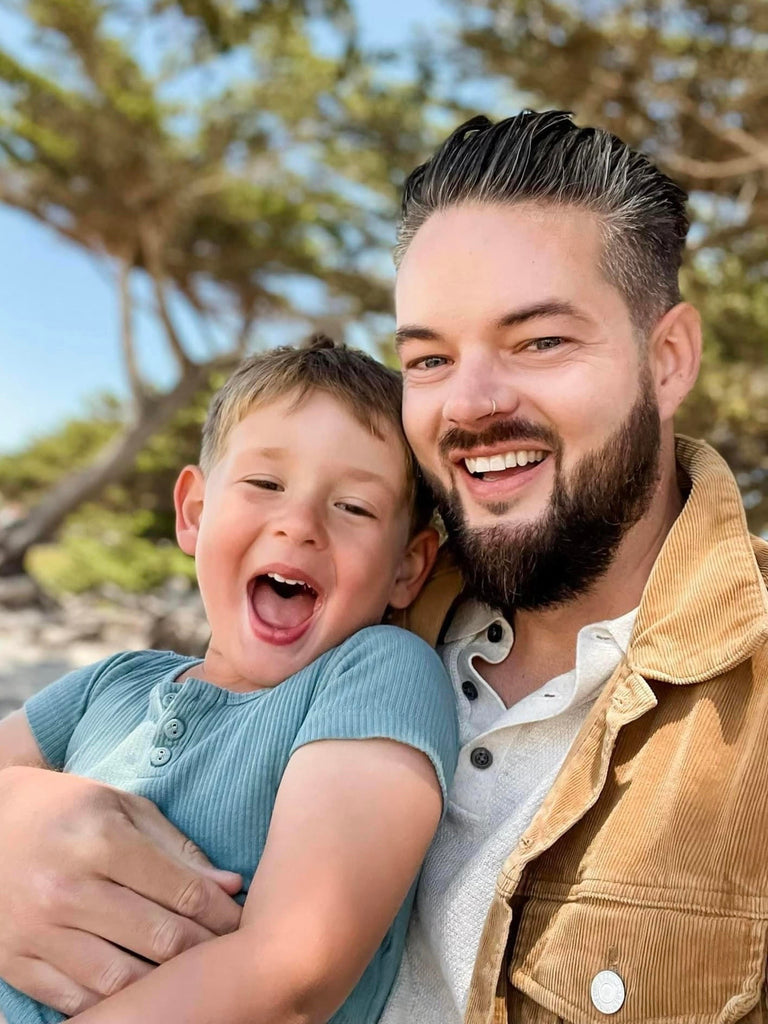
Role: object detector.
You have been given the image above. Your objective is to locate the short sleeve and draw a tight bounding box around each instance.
[24,652,134,769]
[290,625,459,807]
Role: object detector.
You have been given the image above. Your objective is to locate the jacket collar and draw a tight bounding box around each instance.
[392,437,768,681]
[629,436,768,683]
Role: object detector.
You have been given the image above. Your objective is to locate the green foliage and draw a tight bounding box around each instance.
[0,382,216,589]
[0,415,121,502]
[27,506,197,594]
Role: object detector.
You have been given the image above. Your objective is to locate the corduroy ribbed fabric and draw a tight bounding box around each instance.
[391,437,768,1024]
[3,625,458,1024]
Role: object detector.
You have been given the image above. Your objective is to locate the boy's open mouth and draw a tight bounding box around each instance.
[248,571,319,636]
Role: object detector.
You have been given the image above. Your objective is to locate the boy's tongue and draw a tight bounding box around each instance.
[251,579,315,630]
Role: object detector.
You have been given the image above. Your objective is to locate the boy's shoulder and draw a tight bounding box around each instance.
[74,648,199,699]
[92,647,195,678]
[330,623,442,664]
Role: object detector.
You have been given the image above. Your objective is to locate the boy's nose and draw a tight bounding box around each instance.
[272,503,327,548]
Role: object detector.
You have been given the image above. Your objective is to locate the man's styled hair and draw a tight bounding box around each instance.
[396,110,690,333]
[200,334,434,532]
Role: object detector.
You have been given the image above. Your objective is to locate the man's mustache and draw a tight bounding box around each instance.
[438,418,561,461]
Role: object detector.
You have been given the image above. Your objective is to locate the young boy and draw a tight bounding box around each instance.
[0,336,458,1024]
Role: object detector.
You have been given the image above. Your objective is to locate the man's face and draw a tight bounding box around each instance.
[396,202,662,613]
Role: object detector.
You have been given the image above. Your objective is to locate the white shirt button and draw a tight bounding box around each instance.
[590,970,625,1014]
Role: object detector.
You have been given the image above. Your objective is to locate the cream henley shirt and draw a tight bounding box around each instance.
[380,599,637,1023]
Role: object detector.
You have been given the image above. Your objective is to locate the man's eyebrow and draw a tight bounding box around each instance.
[394,325,439,350]
[395,300,595,350]
[495,300,595,330]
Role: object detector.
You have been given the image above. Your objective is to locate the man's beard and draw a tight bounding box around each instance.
[428,374,662,617]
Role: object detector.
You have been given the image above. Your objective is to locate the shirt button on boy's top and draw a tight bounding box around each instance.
[150,746,172,767]
[163,718,185,739]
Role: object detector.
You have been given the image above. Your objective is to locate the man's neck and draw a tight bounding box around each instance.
[480,459,685,708]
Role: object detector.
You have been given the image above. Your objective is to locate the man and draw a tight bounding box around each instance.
[1,111,767,1023]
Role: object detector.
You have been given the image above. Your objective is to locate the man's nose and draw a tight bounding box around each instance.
[442,354,519,428]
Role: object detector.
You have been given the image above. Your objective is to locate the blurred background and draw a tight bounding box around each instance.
[0,0,766,713]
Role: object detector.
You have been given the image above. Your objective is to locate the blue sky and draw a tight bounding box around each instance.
[0,0,451,455]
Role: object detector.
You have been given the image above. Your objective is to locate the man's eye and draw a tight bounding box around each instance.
[528,337,563,351]
[336,502,375,518]
[409,355,448,370]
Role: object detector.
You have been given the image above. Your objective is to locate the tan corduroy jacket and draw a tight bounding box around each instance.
[392,437,768,1024]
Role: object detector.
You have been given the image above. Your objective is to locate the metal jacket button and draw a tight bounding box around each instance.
[590,971,625,1014]
[470,747,493,769]
[487,622,503,643]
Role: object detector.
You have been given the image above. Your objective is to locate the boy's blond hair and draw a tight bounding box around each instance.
[200,334,434,532]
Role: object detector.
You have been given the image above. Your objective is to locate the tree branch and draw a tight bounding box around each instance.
[141,225,194,373]
[118,255,147,405]
[664,151,767,179]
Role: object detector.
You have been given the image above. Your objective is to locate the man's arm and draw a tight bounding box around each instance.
[0,709,47,767]
[0,742,242,1016]
[67,737,443,1024]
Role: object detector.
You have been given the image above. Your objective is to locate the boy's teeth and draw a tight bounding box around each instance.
[464,450,546,475]
[267,571,304,587]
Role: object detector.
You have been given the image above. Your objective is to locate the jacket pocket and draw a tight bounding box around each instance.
[508,894,768,1024]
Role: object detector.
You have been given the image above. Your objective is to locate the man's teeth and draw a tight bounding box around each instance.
[464,450,546,475]
[267,571,306,588]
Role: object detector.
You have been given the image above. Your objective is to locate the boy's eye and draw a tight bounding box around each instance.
[336,501,375,518]
[245,478,282,491]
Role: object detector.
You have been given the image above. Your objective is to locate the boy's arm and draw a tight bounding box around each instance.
[0,709,46,767]
[69,736,444,1024]
[0,703,243,1015]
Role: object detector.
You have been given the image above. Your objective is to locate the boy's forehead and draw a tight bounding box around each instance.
[223,392,412,487]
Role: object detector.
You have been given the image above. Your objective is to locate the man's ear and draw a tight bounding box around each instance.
[174,465,205,557]
[648,302,702,421]
[388,527,440,610]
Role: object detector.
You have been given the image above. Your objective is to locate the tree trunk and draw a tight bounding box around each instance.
[0,364,211,577]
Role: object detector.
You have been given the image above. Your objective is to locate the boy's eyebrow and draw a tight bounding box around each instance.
[395,299,594,349]
[237,451,399,493]
[240,446,285,459]
[342,467,400,494]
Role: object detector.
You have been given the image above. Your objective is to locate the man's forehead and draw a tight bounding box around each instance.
[394,202,608,326]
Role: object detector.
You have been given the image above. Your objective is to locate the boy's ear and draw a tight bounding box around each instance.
[174,465,205,557]
[388,527,440,610]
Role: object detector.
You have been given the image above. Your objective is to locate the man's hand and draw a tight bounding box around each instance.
[0,766,242,1016]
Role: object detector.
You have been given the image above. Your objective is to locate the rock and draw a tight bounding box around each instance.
[0,574,58,611]
[148,592,209,658]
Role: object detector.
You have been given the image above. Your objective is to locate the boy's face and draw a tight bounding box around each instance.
[175,391,432,690]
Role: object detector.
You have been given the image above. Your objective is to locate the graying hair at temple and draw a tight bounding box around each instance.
[395,110,690,335]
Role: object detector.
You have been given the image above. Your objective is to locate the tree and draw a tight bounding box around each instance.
[0,0,434,573]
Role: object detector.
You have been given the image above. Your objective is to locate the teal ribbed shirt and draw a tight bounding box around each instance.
[1,625,458,1024]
